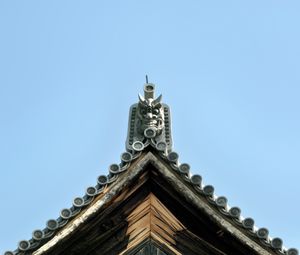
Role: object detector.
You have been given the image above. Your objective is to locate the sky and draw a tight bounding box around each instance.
[0,1,299,253]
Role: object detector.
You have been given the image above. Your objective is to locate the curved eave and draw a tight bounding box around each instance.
[6,146,298,255]
[35,151,274,255]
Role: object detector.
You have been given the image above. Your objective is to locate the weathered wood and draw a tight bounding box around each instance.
[34,151,276,255]
[120,193,183,255]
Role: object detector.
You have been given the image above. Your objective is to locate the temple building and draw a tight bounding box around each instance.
[5,84,298,255]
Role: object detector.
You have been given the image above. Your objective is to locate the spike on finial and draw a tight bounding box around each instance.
[145,75,149,84]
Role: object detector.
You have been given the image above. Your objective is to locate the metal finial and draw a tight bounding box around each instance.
[145,75,149,84]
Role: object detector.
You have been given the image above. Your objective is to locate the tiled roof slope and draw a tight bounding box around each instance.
[5,139,298,255]
[4,84,298,255]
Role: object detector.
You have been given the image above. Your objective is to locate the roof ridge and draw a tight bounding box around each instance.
[5,85,298,255]
[5,140,298,255]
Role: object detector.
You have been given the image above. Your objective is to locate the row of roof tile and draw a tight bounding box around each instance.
[5,139,298,255]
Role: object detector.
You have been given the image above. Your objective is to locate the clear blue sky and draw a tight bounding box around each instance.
[0,1,299,253]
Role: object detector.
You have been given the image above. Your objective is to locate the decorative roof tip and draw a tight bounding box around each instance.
[4,83,298,255]
[126,82,172,153]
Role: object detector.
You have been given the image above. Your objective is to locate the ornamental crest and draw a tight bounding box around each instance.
[126,83,172,153]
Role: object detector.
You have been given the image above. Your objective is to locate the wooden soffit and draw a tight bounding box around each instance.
[33,151,274,255]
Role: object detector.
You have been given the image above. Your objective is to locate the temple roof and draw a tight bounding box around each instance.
[5,84,298,255]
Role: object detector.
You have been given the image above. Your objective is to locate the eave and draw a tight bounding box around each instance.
[29,151,280,255]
